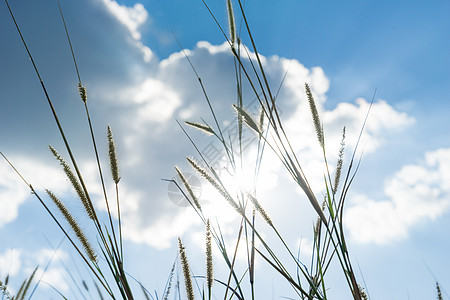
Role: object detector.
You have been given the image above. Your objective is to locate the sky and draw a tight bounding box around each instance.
[0,0,449,299]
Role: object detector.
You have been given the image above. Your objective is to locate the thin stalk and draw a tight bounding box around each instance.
[57,0,123,264]
[0,152,114,298]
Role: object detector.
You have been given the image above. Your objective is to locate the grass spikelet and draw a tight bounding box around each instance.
[15,277,27,300]
[178,237,195,300]
[0,280,12,300]
[314,198,326,241]
[175,166,202,211]
[259,105,265,132]
[16,266,37,300]
[226,0,236,46]
[206,219,213,296]
[305,83,324,148]
[78,83,87,102]
[357,284,368,300]
[186,158,242,215]
[163,261,176,300]
[49,146,95,220]
[46,190,97,263]
[232,104,261,135]
[313,216,321,241]
[185,121,215,135]
[107,126,120,184]
[437,282,443,300]
[333,127,345,194]
[247,193,273,227]
[94,281,105,300]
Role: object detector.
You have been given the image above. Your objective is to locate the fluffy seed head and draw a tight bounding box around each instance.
[187,158,243,215]
[178,237,195,300]
[185,121,215,135]
[206,220,213,292]
[175,166,202,211]
[78,83,87,102]
[107,126,120,184]
[247,193,273,227]
[305,83,324,148]
[49,146,95,220]
[232,104,261,135]
[333,127,346,194]
[226,0,236,46]
[46,190,97,263]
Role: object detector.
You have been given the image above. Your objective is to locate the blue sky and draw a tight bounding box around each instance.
[1,0,449,299]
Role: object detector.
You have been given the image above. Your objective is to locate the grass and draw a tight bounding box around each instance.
[0,0,446,299]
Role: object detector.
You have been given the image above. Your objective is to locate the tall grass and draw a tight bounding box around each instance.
[1,0,446,299]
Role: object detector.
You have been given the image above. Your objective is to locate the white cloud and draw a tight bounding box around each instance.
[0,157,68,228]
[103,40,415,249]
[34,267,69,293]
[54,34,412,250]
[323,98,415,154]
[101,0,147,40]
[0,0,417,250]
[346,148,450,244]
[100,0,153,61]
[132,78,182,124]
[24,248,70,293]
[0,248,70,294]
[0,249,21,277]
[123,208,201,249]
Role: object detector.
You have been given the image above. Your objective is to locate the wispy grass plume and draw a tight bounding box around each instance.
[78,83,87,103]
[305,83,324,148]
[226,0,236,46]
[247,193,273,227]
[46,190,97,263]
[206,219,213,299]
[178,237,195,300]
[0,279,13,300]
[16,266,38,300]
[49,146,95,220]
[163,260,176,300]
[186,157,242,215]
[175,166,202,212]
[107,126,120,184]
[437,282,443,300]
[232,104,262,135]
[333,127,345,194]
[185,121,215,136]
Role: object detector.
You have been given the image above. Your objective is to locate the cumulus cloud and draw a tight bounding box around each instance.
[346,148,450,244]
[0,249,21,277]
[100,0,153,61]
[323,98,415,153]
[0,156,68,228]
[96,39,415,249]
[0,248,70,295]
[0,0,418,251]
